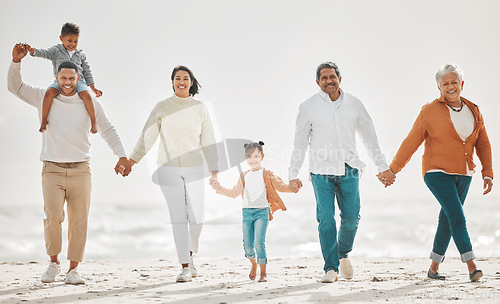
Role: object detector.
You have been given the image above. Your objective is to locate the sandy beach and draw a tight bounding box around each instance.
[1,257,499,303]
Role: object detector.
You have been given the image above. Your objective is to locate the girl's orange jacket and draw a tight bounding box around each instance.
[215,169,293,220]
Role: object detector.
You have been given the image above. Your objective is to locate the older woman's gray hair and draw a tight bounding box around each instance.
[435,63,464,85]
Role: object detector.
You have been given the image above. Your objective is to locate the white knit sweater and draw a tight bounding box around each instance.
[130,94,218,171]
[8,62,127,162]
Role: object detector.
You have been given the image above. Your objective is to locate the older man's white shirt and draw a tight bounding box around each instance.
[289,90,389,180]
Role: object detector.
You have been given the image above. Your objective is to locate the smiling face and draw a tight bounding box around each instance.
[172,70,193,98]
[56,68,79,96]
[60,34,79,52]
[438,72,463,103]
[316,68,342,100]
[245,148,264,171]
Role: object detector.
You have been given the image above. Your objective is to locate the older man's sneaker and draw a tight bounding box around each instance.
[64,268,85,285]
[339,258,353,279]
[176,267,192,283]
[41,262,61,283]
[189,256,198,278]
[320,270,338,283]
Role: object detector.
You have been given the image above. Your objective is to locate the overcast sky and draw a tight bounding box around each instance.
[1,0,499,207]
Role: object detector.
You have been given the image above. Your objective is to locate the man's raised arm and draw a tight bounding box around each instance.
[8,44,44,108]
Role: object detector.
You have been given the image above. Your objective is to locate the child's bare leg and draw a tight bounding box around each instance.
[79,91,97,133]
[258,264,267,282]
[249,259,257,280]
[40,88,58,132]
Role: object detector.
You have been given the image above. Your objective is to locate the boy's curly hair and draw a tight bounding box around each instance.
[61,22,80,37]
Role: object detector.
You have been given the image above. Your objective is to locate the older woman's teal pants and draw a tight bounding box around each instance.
[424,172,475,263]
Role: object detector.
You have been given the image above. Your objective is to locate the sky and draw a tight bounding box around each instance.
[1,0,499,208]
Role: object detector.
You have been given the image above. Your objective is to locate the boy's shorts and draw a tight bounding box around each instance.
[48,79,90,94]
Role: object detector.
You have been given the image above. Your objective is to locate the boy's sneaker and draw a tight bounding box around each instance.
[320,270,338,283]
[189,257,198,278]
[339,258,353,279]
[41,262,61,283]
[176,267,192,283]
[64,268,85,285]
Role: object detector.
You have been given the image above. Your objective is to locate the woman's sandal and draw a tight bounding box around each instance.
[427,269,446,280]
[469,269,483,282]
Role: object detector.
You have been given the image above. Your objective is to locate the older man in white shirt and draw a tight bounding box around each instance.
[289,62,394,283]
[8,44,131,285]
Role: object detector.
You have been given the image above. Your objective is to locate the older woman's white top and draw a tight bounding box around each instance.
[427,104,475,176]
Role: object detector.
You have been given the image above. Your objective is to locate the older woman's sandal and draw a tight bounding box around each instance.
[427,269,446,280]
[469,269,483,282]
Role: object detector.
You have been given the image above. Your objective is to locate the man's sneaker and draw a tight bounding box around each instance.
[176,267,192,283]
[41,262,61,283]
[64,268,85,285]
[339,258,353,279]
[320,270,338,283]
[189,256,198,278]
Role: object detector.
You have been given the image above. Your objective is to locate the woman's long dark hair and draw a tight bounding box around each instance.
[171,65,201,96]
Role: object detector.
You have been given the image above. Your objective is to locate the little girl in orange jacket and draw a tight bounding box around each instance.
[211,141,293,282]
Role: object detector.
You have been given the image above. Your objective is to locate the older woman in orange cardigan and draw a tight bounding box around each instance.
[385,63,493,282]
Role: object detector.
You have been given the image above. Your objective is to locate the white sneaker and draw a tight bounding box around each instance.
[64,268,85,285]
[176,267,192,283]
[41,262,61,283]
[189,256,198,278]
[339,258,353,279]
[320,270,338,283]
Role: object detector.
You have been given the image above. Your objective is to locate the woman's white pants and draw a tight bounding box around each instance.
[157,166,205,264]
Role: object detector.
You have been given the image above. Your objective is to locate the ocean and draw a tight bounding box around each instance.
[1,192,498,263]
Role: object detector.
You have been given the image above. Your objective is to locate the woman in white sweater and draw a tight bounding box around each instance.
[129,66,218,283]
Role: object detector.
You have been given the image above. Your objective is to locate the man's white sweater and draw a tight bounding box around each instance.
[8,61,126,162]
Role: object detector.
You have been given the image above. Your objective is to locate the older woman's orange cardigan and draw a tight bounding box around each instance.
[390,96,493,179]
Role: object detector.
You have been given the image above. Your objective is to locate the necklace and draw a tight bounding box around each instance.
[446,99,464,112]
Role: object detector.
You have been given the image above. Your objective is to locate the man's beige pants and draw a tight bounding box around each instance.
[41,161,91,262]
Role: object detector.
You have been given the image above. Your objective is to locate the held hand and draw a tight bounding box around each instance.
[210,180,223,191]
[90,84,103,98]
[209,171,218,187]
[12,43,29,63]
[24,44,34,54]
[115,157,132,177]
[377,169,396,188]
[483,179,493,195]
[289,179,303,193]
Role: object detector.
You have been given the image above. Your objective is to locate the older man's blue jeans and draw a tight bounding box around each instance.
[424,172,474,263]
[311,164,360,273]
